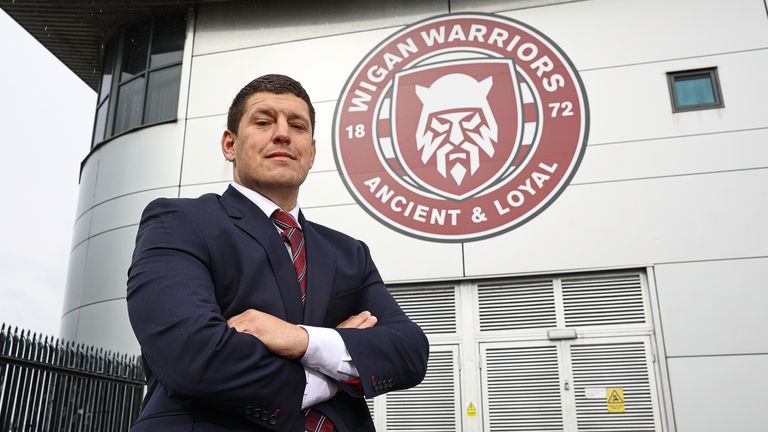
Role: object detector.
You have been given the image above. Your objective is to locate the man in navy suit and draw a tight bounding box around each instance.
[127,74,429,431]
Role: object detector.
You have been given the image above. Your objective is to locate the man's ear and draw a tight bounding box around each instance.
[309,138,316,169]
[221,130,236,162]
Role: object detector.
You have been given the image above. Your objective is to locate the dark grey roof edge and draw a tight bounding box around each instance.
[0,0,224,91]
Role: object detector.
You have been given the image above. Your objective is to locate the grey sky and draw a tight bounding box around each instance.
[0,9,95,336]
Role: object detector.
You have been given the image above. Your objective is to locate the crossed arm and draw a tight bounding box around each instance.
[227,309,378,359]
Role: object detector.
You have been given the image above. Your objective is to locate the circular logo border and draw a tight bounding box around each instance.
[333,12,590,242]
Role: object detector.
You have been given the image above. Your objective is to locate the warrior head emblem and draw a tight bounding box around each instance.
[415,74,499,185]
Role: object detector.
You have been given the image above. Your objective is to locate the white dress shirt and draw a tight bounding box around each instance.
[230,182,359,409]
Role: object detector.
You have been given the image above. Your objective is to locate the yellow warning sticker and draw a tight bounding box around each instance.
[466,402,477,417]
[607,388,625,413]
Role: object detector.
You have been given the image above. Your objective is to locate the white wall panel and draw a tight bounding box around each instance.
[71,209,92,250]
[573,128,768,185]
[90,187,178,237]
[61,241,88,320]
[303,204,464,282]
[75,299,140,355]
[299,171,354,209]
[179,181,229,199]
[80,226,138,307]
[312,101,338,173]
[187,27,396,118]
[58,309,79,342]
[488,0,768,70]
[463,169,768,276]
[180,115,230,186]
[75,154,99,219]
[584,50,768,146]
[452,0,577,12]
[654,258,768,357]
[194,0,447,56]
[92,123,184,205]
[667,355,768,432]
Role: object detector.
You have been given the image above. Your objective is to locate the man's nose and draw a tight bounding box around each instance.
[273,118,290,143]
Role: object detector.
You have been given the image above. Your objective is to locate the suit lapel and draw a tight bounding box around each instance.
[300,213,337,326]
[220,186,303,324]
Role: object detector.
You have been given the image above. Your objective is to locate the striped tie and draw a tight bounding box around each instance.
[271,209,307,305]
[271,210,335,431]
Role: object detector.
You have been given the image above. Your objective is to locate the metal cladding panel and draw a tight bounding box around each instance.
[583,50,768,146]
[488,0,768,70]
[667,355,768,432]
[90,187,179,237]
[71,209,92,250]
[187,27,396,119]
[299,171,354,209]
[179,182,229,199]
[76,152,100,219]
[62,241,88,317]
[572,128,768,185]
[655,258,768,356]
[59,308,79,342]
[463,169,768,276]
[74,299,140,355]
[301,205,464,282]
[310,101,339,173]
[180,115,230,186]
[91,122,184,206]
[193,0,447,56]
[79,226,138,307]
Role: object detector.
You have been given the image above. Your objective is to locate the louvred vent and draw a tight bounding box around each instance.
[389,285,457,334]
[478,279,557,331]
[562,274,646,327]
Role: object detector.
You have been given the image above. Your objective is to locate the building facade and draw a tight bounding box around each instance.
[4,0,767,430]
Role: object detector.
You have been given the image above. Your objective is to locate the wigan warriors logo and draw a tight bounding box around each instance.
[333,13,589,242]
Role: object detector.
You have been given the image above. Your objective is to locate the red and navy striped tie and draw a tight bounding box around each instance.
[271,210,335,431]
[271,209,307,306]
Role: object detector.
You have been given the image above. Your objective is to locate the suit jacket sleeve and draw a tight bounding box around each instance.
[127,198,305,429]
[332,240,430,398]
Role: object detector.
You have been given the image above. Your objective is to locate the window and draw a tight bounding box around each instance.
[667,67,723,112]
[93,13,187,145]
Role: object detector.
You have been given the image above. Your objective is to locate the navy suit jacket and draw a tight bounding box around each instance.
[127,186,429,431]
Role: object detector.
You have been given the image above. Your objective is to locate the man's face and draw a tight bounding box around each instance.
[222,92,316,200]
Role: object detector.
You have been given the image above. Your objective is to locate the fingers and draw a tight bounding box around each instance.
[226,309,308,359]
[337,311,378,329]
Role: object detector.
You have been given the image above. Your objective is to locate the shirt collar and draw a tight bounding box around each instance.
[230,182,301,227]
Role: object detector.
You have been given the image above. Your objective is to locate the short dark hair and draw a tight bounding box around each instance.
[226,74,315,135]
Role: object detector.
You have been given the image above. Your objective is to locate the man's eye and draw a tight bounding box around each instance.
[254,120,271,127]
[291,123,307,131]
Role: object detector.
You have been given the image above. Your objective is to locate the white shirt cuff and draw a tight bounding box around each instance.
[299,325,359,381]
[302,368,337,409]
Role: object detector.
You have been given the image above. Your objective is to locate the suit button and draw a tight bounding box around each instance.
[251,408,262,419]
[260,411,270,422]
[268,415,278,425]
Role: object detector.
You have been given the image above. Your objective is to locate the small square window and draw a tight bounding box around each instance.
[667,68,723,112]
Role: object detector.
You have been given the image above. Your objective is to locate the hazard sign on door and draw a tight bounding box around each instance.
[607,387,625,413]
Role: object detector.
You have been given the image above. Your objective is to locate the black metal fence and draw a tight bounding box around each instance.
[0,324,144,432]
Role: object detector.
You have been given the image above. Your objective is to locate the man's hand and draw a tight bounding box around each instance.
[227,309,308,359]
[337,311,377,329]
